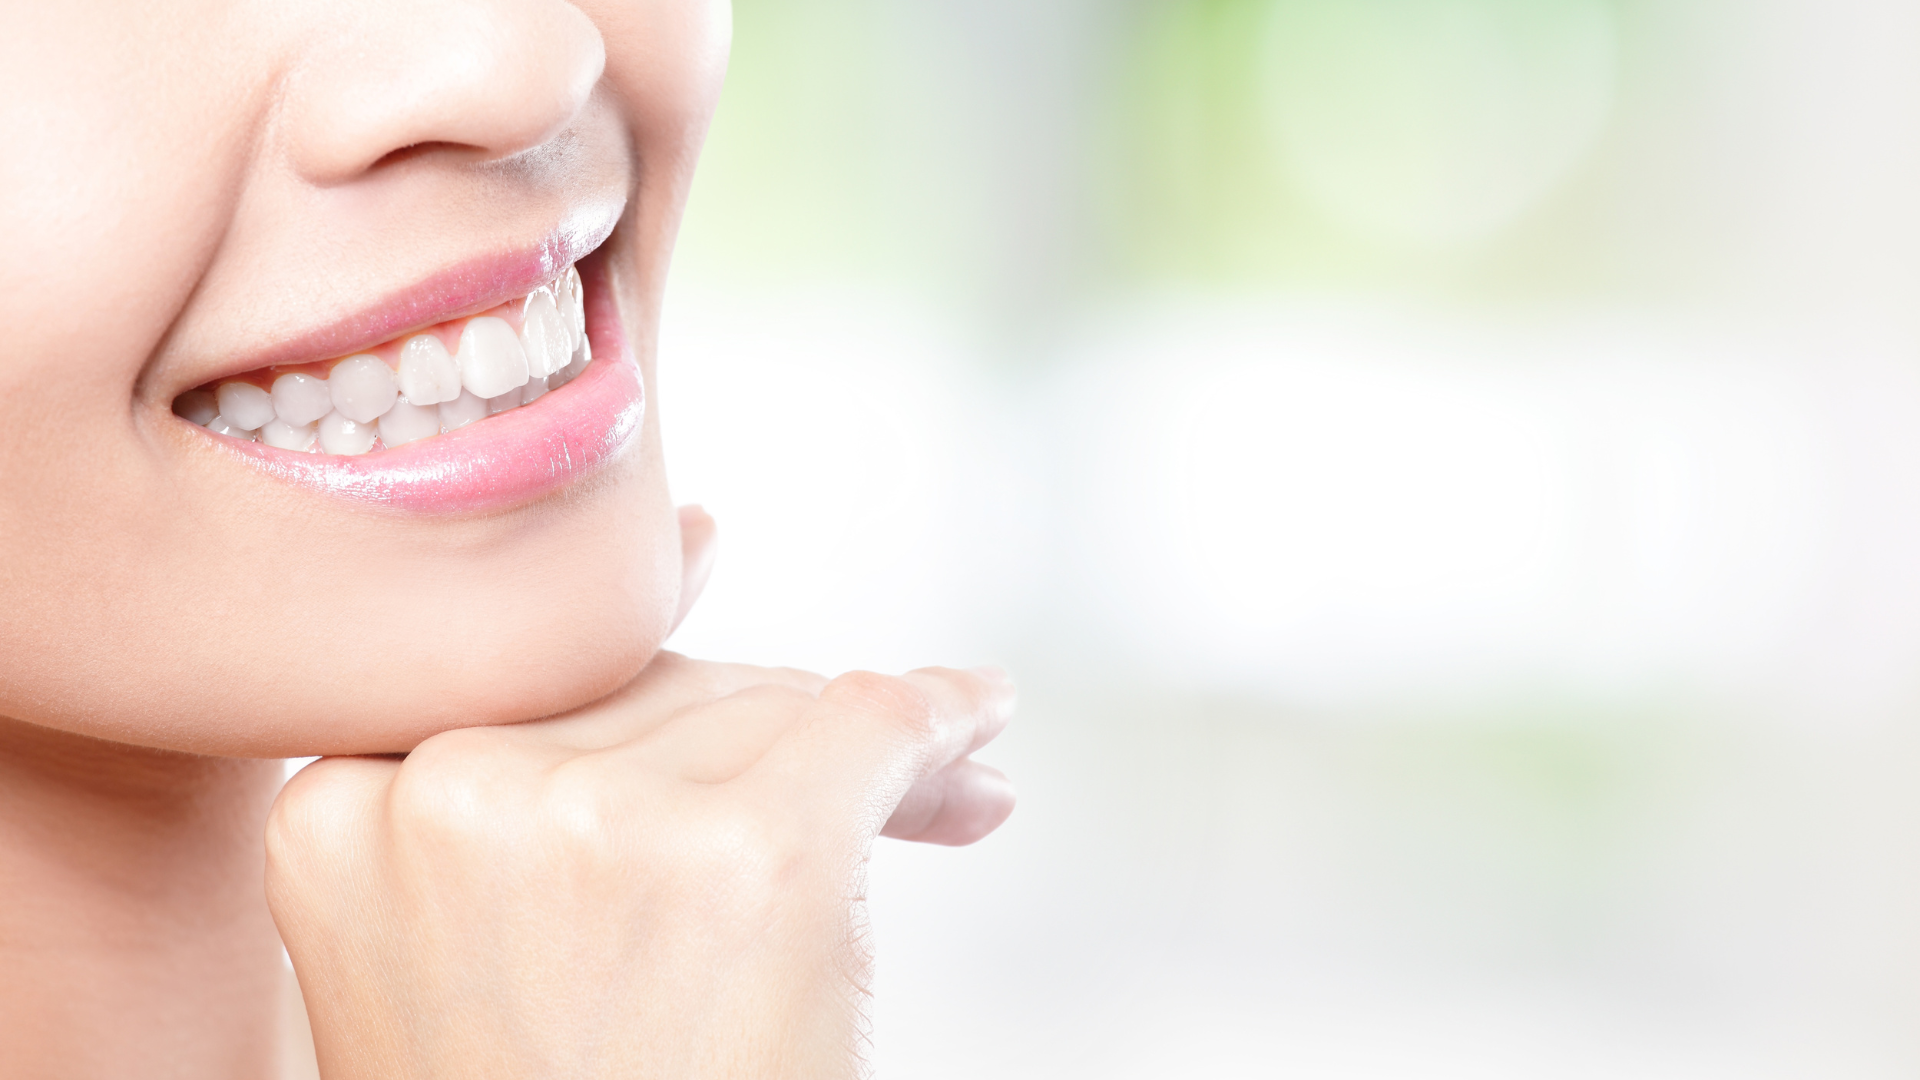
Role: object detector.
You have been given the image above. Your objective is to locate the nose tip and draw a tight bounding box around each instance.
[281,0,607,183]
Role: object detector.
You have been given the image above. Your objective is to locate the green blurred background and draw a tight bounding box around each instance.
[658,0,1920,1074]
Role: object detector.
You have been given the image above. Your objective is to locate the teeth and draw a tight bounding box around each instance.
[206,415,258,441]
[560,266,585,344]
[216,382,276,431]
[397,334,462,406]
[174,389,219,426]
[458,316,529,400]
[487,386,523,415]
[566,328,591,379]
[519,289,571,378]
[260,418,318,452]
[330,354,399,424]
[271,373,333,426]
[318,411,376,456]
[378,397,441,448]
[439,389,488,432]
[180,263,586,454]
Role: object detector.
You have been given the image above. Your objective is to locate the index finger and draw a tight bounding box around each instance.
[741,665,1016,837]
[531,651,830,750]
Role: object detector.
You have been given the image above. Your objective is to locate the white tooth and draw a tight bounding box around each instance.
[561,265,585,346]
[270,373,332,426]
[329,354,399,423]
[457,316,529,399]
[215,382,275,430]
[174,390,219,426]
[487,386,523,415]
[518,290,570,378]
[522,374,549,404]
[206,415,258,441]
[397,334,462,405]
[438,389,488,432]
[378,397,440,448]
[318,410,376,455]
[563,329,591,381]
[259,418,317,451]
[275,377,332,427]
[552,272,576,342]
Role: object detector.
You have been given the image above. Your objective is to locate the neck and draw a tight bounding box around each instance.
[0,717,291,1079]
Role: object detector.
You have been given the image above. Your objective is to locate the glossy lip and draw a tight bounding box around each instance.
[212,254,643,515]
[191,202,620,385]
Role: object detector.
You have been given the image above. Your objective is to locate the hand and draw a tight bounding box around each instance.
[263,509,1016,1079]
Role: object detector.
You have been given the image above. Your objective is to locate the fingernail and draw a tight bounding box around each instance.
[969,664,1013,690]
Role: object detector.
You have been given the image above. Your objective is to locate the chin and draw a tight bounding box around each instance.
[16,451,681,759]
[0,239,686,760]
[227,498,683,759]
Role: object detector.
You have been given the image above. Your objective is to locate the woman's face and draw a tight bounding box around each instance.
[0,0,729,756]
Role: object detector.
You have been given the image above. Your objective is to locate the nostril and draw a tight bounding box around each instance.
[369,141,470,170]
[280,3,605,184]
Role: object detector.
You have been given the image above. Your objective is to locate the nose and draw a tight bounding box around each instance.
[278,0,606,183]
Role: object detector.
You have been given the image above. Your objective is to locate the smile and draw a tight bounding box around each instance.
[175,266,591,454]
[172,241,647,516]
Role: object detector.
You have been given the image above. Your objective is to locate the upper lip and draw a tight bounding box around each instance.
[174,201,620,391]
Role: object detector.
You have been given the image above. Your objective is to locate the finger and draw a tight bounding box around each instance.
[626,652,830,711]
[925,665,1015,759]
[534,651,828,749]
[881,758,1016,846]
[607,683,815,783]
[266,754,403,890]
[669,504,718,636]
[276,753,401,823]
[744,665,1017,836]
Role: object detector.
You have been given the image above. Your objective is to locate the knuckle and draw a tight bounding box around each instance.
[727,682,815,712]
[404,722,501,766]
[263,786,323,870]
[385,773,486,847]
[536,756,631,855]
[265,759,377,878]
[384,730,523,845]
[823,671,938,740]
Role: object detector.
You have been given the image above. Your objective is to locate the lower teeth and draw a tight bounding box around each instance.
[175,265,590,455]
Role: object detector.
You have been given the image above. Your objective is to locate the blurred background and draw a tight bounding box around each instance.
[656,0,1920,1074]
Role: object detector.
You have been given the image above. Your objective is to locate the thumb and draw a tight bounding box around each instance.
[670,504,718,635]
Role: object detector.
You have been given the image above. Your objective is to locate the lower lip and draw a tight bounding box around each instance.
[214,259,644,515]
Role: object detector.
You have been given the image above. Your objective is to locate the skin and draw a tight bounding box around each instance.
[0,2,1015,1077]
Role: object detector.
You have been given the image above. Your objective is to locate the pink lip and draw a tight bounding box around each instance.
[215,256,643,515]
[230,209,619,377]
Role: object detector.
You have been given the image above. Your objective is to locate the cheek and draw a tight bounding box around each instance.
[0,4,256,398]
[592,0,730,145]
[0,446,683,758]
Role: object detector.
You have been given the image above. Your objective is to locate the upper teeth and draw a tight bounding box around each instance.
[176,265,591,455]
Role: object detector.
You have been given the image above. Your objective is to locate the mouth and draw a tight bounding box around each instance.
[170,244,645,514]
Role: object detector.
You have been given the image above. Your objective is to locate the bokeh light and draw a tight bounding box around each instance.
[655,0,1920,1074]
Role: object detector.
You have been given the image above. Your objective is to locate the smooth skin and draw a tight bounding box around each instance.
[0,1,1015,1077]
[272,654,1015,1078]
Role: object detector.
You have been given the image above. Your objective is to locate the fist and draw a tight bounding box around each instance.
[265,654,1015,1080]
